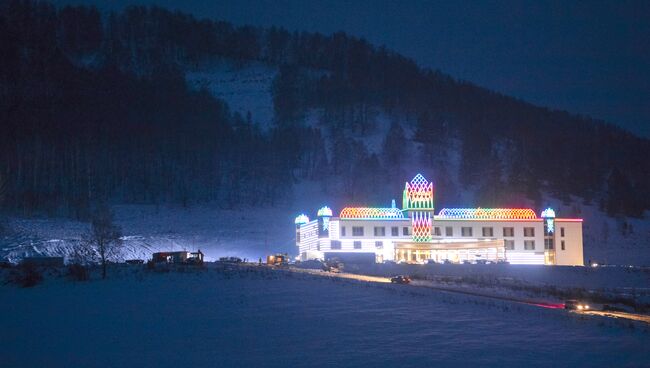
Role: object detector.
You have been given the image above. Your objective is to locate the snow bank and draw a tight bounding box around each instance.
[0,265,647,367]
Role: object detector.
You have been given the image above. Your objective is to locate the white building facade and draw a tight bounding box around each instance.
[296,174,584,266]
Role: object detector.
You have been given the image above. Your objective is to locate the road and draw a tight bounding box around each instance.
[290,267,650,324]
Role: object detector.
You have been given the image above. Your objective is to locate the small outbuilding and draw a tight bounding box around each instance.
[152,250,204,264]
[21,257,64,267]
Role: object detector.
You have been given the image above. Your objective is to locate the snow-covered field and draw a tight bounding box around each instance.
[0,205,297,263]
[0,265,648,368]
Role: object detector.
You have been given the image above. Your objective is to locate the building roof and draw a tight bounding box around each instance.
[339,207,405,219]
[437,208,538,220]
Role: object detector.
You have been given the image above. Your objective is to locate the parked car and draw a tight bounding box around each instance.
[390,275,411,284]
[219,256,243,263]
[564,300,590,311]
[442,259,453,264]
[426,259,438,265]
[496,259,510,265]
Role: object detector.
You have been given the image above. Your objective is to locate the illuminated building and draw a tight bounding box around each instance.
[295,174,584,265]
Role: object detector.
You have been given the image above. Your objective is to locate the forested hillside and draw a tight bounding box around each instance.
[1,0,648,219]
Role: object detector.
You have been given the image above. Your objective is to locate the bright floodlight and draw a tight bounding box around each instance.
[317,206,333,217]
[294,214,310,224]
[541,208,556,218]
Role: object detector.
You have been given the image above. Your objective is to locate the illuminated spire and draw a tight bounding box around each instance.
[541,208,556,218]
[294,214,310,224]
[317,206,333,217]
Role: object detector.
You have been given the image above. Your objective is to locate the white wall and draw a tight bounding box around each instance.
[554,221,584,266]
[298,216,582,265]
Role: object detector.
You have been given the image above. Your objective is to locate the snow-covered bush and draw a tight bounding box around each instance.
[8,263,43,288]
[67,264,89,282]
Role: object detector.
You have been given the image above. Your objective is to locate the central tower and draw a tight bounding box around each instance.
[402,174,435,242]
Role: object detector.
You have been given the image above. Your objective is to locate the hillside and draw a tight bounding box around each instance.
[0,1,648,264]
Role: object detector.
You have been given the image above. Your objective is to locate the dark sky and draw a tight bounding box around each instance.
[53,0,650,137]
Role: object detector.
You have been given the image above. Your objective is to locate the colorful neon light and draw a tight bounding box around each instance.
[318,206,333,217]
[402,174,435,210]
[541,208,556,218]
[294,214,310,224]
[437,208,537,220]
[545,218,555,234]
[403,174,435,243]
[339,207,405,219]
[411,211,432,242]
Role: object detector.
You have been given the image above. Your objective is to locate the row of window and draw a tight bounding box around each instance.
[330,240,384,250]
[330,239,567,251]
[503,239,566,251]
[342,226,411,237]
[343,225,553,238]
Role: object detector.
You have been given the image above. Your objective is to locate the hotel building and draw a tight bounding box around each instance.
[295,174,583,265]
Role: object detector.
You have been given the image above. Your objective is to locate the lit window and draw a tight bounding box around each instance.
[434,227,441,236]
[391,227,399,236]
[461,227,473,237]
[482,227,493,237]
[375,241,383,249]
[524,227,535,237]
[445,227,453,236]
[352,227,364,236]
[504,240,515,250]
[354,241,362,249]
[331,240,341,250]
[544,238,554,250]
[524,240,535,250]
[374,227,386,237]
[503,227,514,237]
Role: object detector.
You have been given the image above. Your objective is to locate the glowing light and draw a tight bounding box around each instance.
[339,207,405,219]
[546,218,554,233]
[317,206,333,217]
[411,211,432,242]
[541,208,556,218]
[403,174,435,243]
[294,214,310,224]
[437,208,537,220]
[402,174,435,210]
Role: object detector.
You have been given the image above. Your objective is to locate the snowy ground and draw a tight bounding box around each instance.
[0,264,648,368]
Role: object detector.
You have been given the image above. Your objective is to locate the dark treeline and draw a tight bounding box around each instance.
[0,0,296,218]
[1,1,648,218]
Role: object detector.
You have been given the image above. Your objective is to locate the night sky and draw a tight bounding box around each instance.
[53,0,650,137]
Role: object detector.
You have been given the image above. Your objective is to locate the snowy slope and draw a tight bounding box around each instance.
[185,61,277,130]
[3,59,647,266]
[0,205,297,263]
[0,266,648,368]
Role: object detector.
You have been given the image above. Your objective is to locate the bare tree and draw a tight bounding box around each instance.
[79,204,123,279]
[0,169,6,206]
[0,169,8,235]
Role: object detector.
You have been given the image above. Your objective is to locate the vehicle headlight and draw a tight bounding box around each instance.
[577,305,584,310]
[584,305,589,309]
